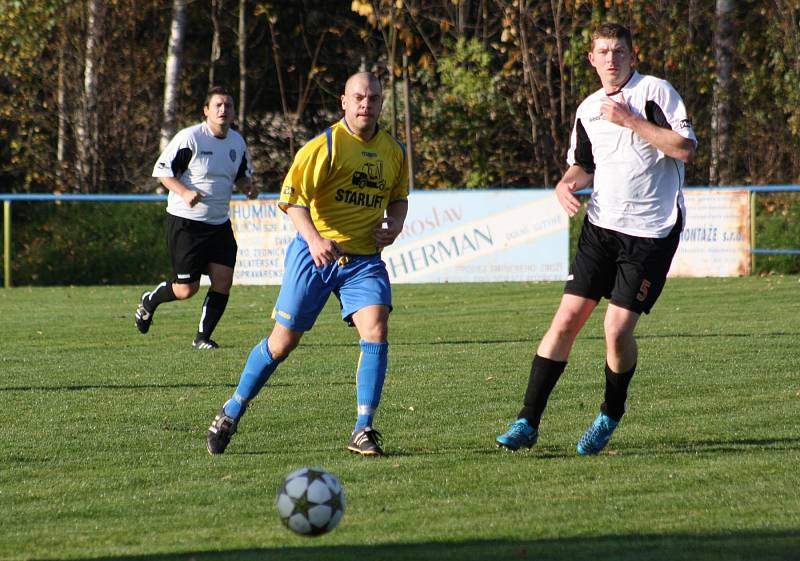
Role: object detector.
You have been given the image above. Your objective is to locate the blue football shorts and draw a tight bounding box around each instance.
[272,234,392,332]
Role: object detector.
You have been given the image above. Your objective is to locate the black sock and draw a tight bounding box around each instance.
[600,363,636,422]
[517,355,567,428]
[197,290,229,341]
[144,281,177,313]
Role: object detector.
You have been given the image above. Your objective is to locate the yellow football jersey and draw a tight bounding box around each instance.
[279,119,409,255]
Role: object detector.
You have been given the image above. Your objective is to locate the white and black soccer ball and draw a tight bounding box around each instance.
[276,467,345,536]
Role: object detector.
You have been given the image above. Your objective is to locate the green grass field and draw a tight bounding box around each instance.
[2,277,799,561]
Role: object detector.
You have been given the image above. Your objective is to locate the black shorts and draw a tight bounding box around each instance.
[165,214,238,284]
[564,212,682,315]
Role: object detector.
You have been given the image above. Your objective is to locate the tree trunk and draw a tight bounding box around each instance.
[402,54,415,191]
[238,0,247,134]
[518,0,550,187]
[161,0,187,152]
[76,0,103,192]
[57,42,68,190]
[389,21,397,137]
[266,14,294,157]
[710,0,734,185]
[209,0,222,90]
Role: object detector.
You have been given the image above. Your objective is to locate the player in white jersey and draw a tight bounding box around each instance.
[496,23,696,454]
[134,86,258,349]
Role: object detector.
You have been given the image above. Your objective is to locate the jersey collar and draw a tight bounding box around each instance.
[604,70,639,96]
[202,121,229,139]
[341,117,380,142]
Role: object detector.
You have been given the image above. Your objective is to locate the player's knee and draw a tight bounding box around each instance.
[268,329,302,360]
[173,282,199,300]
[360,324,388,342]
[550,313,582,339]
[208,273,233,293]
[603,323,634,349]
[268,340,297,361]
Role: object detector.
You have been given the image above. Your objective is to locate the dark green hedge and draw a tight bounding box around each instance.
[5,201,171,285]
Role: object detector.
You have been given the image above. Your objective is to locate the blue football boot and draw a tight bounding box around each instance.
[576,413,619,455]
[495,418,538,451]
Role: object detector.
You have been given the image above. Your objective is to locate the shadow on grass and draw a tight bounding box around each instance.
[0,380,352,392]
[464,435,800,461]
[35,531,800,561]
[651,436,800,454]
[297,330,799,348]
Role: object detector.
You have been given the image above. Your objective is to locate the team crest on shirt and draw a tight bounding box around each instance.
[229,149,236,162]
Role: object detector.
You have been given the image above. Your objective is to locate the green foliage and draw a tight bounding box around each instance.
[10,202,170,285]
[734,1,800,183]
[407,38,523,189]
[0,1,65,189]
[2,279,799,560]
[2,1,800,192]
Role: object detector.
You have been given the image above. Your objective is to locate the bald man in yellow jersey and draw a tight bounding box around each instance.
[207,72,409,456]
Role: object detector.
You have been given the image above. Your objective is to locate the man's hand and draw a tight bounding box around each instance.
[181,190,204,207]
[600,91,637,128]
[307,237,343,268]
[374,216,402,249]
[555,180,581,217]
[240,178,259,200]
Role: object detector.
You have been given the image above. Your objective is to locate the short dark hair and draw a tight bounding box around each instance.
[591,23,633,52]
[204,86,234,107]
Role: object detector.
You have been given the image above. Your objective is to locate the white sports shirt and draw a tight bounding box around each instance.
[567,71,697,238]
[153,122,252,225]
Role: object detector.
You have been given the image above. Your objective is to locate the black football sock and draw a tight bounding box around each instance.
[517,354,567,428]
[196,289,229,341]
[600,362,636,422]
[143,281,177,313]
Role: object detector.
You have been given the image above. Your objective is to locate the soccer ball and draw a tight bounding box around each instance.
[276,467,345,536]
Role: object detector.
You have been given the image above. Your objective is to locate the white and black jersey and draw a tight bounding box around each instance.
[153,123,252,225]
[567,71,697,238]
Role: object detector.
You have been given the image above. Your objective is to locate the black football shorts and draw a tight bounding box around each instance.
[564,211,682,315]
[166,214,238,284]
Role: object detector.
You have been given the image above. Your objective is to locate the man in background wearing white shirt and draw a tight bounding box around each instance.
[135,86,258,349]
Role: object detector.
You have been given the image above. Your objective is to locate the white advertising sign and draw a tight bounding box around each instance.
[229,200,294,285]
[381,190,569,283]
[669,189,751,277]
[229,190,570,285]
[228,189,749,284]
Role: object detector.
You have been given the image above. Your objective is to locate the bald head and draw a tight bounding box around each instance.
[341,72,383,141]
[345,72,382,96]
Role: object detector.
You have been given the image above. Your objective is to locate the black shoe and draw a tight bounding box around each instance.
[134,292,153,334]
[192,337,219,349]
[207,408,237,455]
[347,427,384,456]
